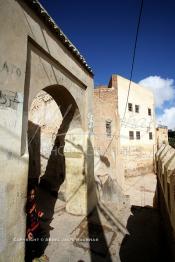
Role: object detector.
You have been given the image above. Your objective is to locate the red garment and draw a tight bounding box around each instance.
[26,200,43,239]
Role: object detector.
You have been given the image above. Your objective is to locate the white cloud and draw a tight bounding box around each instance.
[139,76,175,108]
[157,107,175,130]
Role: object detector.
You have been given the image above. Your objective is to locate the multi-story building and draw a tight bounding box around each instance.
[94,74,156,199]
[116,75,156,177]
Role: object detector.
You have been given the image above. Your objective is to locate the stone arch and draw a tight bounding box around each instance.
[27,84,87,216]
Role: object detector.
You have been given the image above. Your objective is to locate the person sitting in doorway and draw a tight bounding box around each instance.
[25,185,49,262]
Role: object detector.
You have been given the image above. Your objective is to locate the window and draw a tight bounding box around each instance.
[136,131,140,140]
[135,105,139,113]
[148,108,152,116]
[149,132,153,140]
[106,120,112,137]
[128,103,133,112]
[129,131,134,140]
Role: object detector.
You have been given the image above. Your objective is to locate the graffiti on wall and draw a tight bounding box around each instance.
[0,90,22,110]
[0,61,21,78]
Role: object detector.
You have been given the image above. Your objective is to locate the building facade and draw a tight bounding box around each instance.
[94,75,156,196]
[116,75,156,177]
[94,84,124,203]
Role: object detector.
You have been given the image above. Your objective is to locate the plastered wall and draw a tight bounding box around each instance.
[0,0,94,260]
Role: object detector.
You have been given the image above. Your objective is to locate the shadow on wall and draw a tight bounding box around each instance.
[119,205,171,262]
[26,88,113,261]
[26,131,113,261]
[96,152,123,203]
[100,155,110,167]
[28,120,41,186]
[87,137,113,262]
[26,105,75,261]
[63,137,113,261]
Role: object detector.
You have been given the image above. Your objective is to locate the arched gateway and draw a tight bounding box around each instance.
[0,0,96,260]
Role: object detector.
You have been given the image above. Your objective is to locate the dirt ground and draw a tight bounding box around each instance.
[124,173,157,207]
[33,173,171,262]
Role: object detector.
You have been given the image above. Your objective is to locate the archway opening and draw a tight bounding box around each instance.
[26,85,84,260]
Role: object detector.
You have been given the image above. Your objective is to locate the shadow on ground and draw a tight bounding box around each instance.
[26,121,113,261]
[119,205,171,262]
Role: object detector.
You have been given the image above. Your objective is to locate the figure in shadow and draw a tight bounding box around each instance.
[26,107,75,261]
[25,184,49,262]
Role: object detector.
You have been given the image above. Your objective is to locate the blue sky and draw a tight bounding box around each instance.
[39,0,175,129]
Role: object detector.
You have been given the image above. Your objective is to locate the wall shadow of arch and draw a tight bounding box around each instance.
[26,85,78,261]
[26,121,42,262]
[119,205,171,262]
[28,120,41,186]
[26,85,112,261]
[35,107,75,258]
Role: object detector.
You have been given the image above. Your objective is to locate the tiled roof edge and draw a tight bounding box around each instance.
[24,0,94,76]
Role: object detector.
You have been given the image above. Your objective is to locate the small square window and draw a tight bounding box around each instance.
[136,131,140,140]
[148,108,151,116]
[135,105,139,113]
[128,103,133,112]
[129,131,134,140]
[106,120,112,137]
[149,132,153,140]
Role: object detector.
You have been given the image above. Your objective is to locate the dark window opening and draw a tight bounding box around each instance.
[128,103,133,112]
[106,120,112,137]
[129,131,134,140]
[135,105,139,113]
[148,108,152,116]
[149,132,153,140]
[136,131,140,140]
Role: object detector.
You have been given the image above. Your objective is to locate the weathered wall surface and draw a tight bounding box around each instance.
[156,144,175,232]
[28,91,65,189]
[94,85,125,203]
[116,75,156,176]
[156,126,169,149]
[0,0,94,261]
[156,144,175,259]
